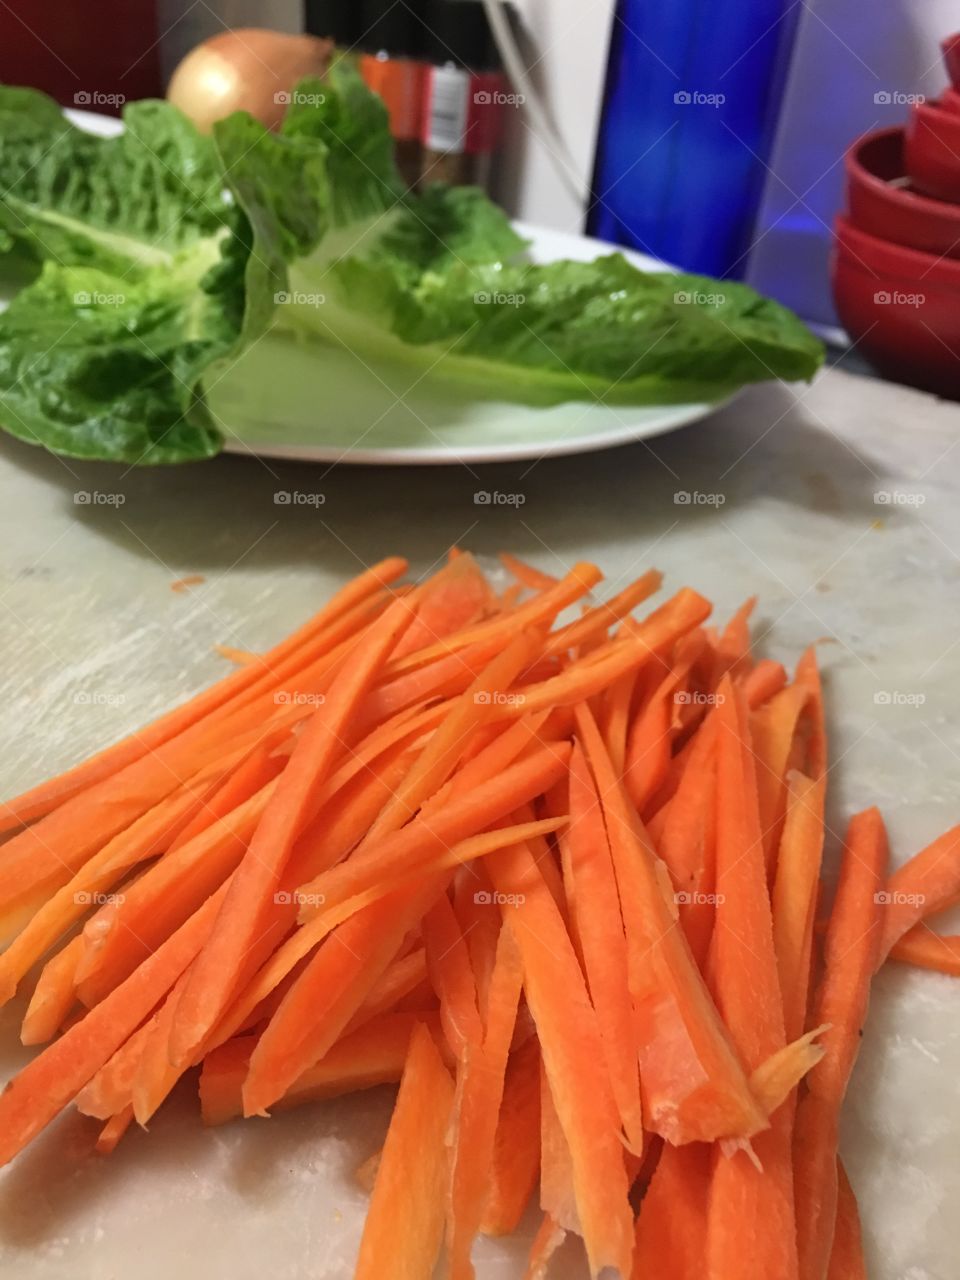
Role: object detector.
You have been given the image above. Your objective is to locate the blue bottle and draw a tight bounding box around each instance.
[588,0,803,279]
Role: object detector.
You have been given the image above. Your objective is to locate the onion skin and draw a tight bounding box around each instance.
[167,28,333,133]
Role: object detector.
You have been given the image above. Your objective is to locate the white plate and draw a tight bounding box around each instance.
[60,108,735,465]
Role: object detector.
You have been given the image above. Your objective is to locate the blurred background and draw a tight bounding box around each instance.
[1,0,958,366]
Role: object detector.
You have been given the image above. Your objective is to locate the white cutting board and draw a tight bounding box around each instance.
[0,365,959,1278]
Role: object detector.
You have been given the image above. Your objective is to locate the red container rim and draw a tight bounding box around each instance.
[845,126,960,224]
[835,214,960,284]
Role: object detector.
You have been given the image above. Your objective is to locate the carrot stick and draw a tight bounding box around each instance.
[295,746,573,923]
[423,893,483,1058]
[772,770,826,1043]
[877,824,960,960]
[383,562,603,674]
[354,1021,454,1280]
[20,935,83,1045]
[94,1106,134,1155]
[623,630,705,813]
[633,1143,711,1280]
[343,948,430,1035]
[751,682,812,872]
[749,1026,827,1115]
[601,668,638,776]
[794,808,888,1280]
[0,767,232,1003]
[498,552,559,591]
[574,703,765,1144]
[0,557,407,833]
[888,926,960,976]
[480,1035,541,1236]
[486,837,634,1279]
[742,658,787,708]
[704,680,797,1280]
[0,882,227,1166]
[168,593,417,1067]
[76,1017,156,1119]
[525,1214,567,1280]
[199,1012,443,1126]
[166,741,284,853]
[391,551,495,660]
[560,741,643,1150]
[712,597,756,681]
[242,876,448,1116]
[542,570,663,658]
[447,921,524,1279]
[827,1160,867,1280]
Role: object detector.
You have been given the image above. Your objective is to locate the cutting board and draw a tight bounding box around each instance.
[1,366,958,1278]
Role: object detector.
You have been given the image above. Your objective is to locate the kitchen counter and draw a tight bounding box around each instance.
[1,365,958,1279]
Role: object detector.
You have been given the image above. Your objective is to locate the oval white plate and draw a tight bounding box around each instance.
[64,108,734,465]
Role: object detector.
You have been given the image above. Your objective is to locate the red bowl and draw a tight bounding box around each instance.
[940,86,960,114]
[846,127,960,259]
[905,101,960,200]
[832,216,960,398]
[943,33,960,90]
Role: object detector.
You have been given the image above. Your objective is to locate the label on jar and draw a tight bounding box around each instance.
[424,64,471,153]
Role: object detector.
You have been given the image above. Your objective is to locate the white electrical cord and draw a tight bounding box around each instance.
[480,0,589,208]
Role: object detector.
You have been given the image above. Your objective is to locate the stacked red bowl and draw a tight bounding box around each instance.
[832,33,960,397]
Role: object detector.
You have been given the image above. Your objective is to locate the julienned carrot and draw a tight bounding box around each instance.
[453,864,505,1016]
[748,1026,826,1116]
[94,1106,134,1156]
[295,746,573,922]
[20,935,83,1045]
[574,704,765,1144]
[486,838,634,1280]
[649,709,718,964]
[383,562,603,674]
[198,1012,442,1126]
[498,552,559,592]
[242,877,448,1116]
[827,1160,867,1280]
[166,740,284,853]
[447,921,524,1279]
[705,680,797,1280]
[423,893,483,1058]
[480,1035,541,1237]
[0,556,409,834]
[623,629,705,813]
[712,597,756,682]
[888,925,960,976]
[741,657,787,709]
[391,551,495,660]
[354,1022,454,1280]
[542,569,663,658]
[168,592,417,1068]
[76,1015,156,1119]
[750,680,812,871]
[343,948,429,1035]
[0,883,227,1166]
[525,1214,567,1280]
[364,627,546,837]
[772,770,826,1043]
[794,808,888,1280]
[792,647,827,780]
[877,824,960,960]
[0,767,232,1004]
[560,741,643,1151]
[633,1143,711,1280]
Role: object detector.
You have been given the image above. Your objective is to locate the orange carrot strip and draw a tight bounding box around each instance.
[447,921,524,1279]
[827,1160,867,1280]
[633,1143,711,1280]
[749,1026,827,1115]
[242,877,447,1116]
[354,1022,454,1280]
[623,630,705,813]
[772,770,826,1043]
[498,552,559,591]
[794,808,888,1280]
[166,741,284,853]
[888,926,960,976]
[0,883,227,1166]
[199,1012,442,1126]
[712,597,756,680]
[0,557,407,833]
[542,570,663,658]
[20,935,83,1045]
[742,658,788,708]
[525,1214,567,1280]
[343,948,429,1034]
[295,746,573,922]
[480,1036,541,1236]
[601,668,638,777]
[94,1106,134,1155]
[751,681,812,872]
[423,893,483,1058]
[383,562,603,674]
[76,1017,156,1119]
[705,680,797,1280]
[574,704,764,1144]
[877,824,960,959]
[560,741,643,1150]
[793,647,827,779]
[213,644,259,666]
[391,551,495,660]
[0,767,233,1004]
[168,593,416,1067]
[486,838,634,1279]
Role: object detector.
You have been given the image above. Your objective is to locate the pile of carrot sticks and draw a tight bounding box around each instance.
[0,550,958,1279]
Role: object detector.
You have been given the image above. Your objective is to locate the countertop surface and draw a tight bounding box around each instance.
[1,365,959,1279]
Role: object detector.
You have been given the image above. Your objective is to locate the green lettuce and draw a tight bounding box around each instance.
[0,68,823,464]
